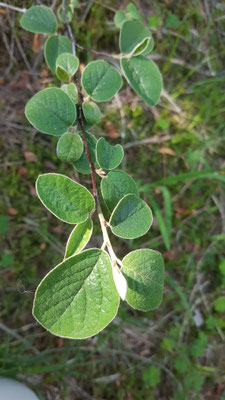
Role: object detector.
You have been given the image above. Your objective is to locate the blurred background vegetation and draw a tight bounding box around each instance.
[0,0,225,399]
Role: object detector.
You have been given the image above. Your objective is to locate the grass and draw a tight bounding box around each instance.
[0,0,225,399]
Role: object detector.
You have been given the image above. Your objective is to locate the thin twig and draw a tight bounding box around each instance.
[124,134,173,149]
[75,42,118,59]
[76,80,98,207]
[0,2,26,12]
[62,0,76,56]
[92,0,116,12]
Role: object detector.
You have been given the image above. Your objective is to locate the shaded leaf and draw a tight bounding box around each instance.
[96,138,124,170]
[65,218,93,258]
[121,249,164,310]
[109,194,153,239]
[44,35,72,74]
[73,133,98,174]
[56,132,83,163]
[101,170,138,213]
[82,101,101,127]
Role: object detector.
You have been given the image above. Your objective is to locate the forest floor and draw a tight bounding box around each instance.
[0,1,225,399]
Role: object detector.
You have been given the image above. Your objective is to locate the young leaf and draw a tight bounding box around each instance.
[65,218,93,258]
[114,10,127,29]
[109,194,153,239]
[33,249,120,339]
[25,88,76,136]
[20,5,57,34]
[81,60,122,102]
[73,133,98,174]
[36,173,95,224]
[56,132,83,163]
[82,102,101,127]
[61,83,78,104]
[44,35,72,74]
[121,56,162,107]
[96,138,124,170]
[126,3,144,22]
[121,249,164,311]
[56,53,79,82]
[119,20,152,57]
[101,170,138,213]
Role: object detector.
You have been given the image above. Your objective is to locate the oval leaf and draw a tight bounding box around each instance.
[114,10,127,29]
[119,20,152,56]
[109,194,153,239]
[101,170,138,213]
[36,173,95,224]
[121,56,162,107]
[25,88,76,136]
[121,249,164,311]
[65,218,93,258]
[82,102,101,127]
[126,3,143,22]
[73,133,98,174]
[81,60,122,102]
[96,138,124,170]
[61,83,78,104]
[44,35,72,74]
[20,5,57,34]
[56,132,83,163]
[33,249,120,339]
[56,53,79,82]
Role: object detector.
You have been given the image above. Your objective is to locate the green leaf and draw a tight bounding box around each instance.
[56,132,83,163]
[56,53,79,82]
[142,366,161,387]
[81,60,122,102]
[165,12,180,29]
[25,88,76,136]
[44,35,72,74]
[148,15,162,29]
[214,296,225,313]
[20,5,57,34]
[96,138,124,170]
[147,187,172,250]
[36,173,95,224]
[121,249,164,310]
[73,133,98,174]
[0,216,9,236]
[121,56,162,107]
[109,194,153,239]
[126,3,144,22]
[61,82,78,104]
[101,170,138,213]
[65,219,93,258]
[1,253,14,268]
[174,355,191,373]
[119,20,152,57]
[33,249,120,339]
[219,260,225,276]
[82,102,101,127]
[57,4,73,23]
[114,10,127,29]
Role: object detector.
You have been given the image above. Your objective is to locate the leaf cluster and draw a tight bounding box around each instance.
[20,3,165,339]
